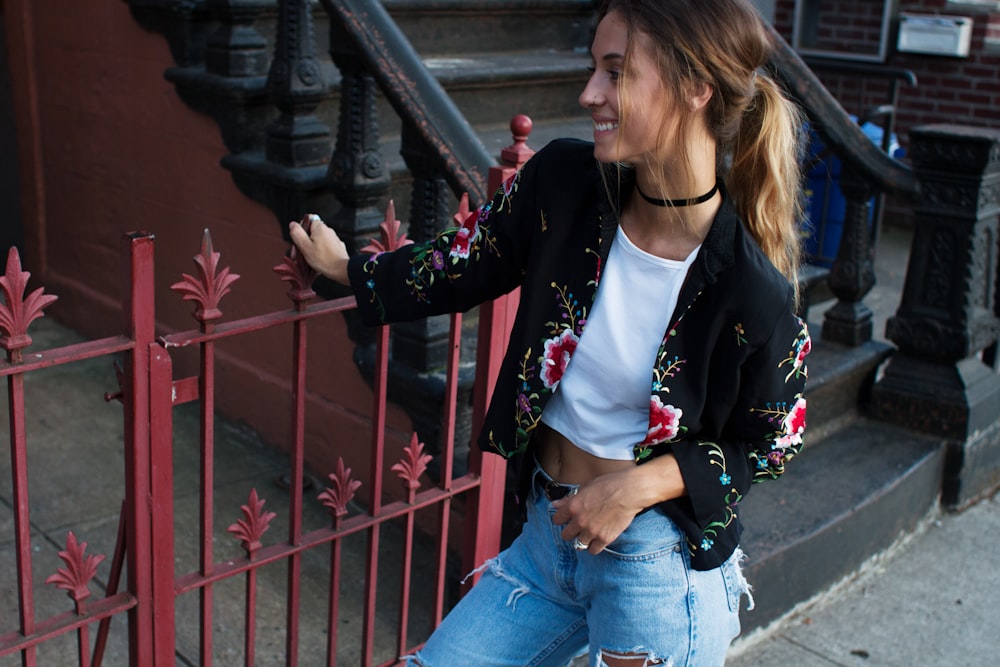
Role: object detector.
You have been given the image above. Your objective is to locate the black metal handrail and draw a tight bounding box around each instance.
[766,24,919,200]
[319,0,494,205]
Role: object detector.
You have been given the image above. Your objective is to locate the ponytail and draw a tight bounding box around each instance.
[726,71,805,307]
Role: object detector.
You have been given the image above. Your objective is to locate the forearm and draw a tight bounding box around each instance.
[626,453,687,509]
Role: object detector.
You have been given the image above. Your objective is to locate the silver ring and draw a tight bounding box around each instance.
[573,537,589,551]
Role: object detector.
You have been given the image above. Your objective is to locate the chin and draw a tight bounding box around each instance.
[591,144,621,164]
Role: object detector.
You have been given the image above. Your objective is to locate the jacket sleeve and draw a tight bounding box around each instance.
[669,301,811,552]
[346,149,547,326]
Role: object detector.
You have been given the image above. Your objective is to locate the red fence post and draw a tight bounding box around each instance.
[121,232,157,664]
[148,342,176,666]
[462,115,535,587]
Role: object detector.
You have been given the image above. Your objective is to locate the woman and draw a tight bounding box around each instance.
[290,0,810,664]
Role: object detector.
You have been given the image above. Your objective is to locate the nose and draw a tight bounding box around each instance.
[578,72,603,110]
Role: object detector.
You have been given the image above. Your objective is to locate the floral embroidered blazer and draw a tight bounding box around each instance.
[347,139,810,570]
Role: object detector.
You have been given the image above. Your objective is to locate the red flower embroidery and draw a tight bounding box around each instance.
[501,173,517,197]
[775,397,806,449]
[540,329,578,389]
[642,396,683,446]
[794,335,811,369]
[449,209,480,260]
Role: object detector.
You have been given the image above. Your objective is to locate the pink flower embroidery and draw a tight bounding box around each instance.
[794,334,811,370]
[774,397,806,449]
[782,321,812,381]
[642,396,683,446]
[502,173,517,197]
[540,329,578,389]
[449,209,480,260]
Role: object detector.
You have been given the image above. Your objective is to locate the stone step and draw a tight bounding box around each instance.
[384,0,595,55]
[737,417,944,634]
[332,49,590,144]
[799,338,893,443]
[425,50,590,127]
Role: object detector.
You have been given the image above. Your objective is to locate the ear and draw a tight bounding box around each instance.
[687,80,714,111]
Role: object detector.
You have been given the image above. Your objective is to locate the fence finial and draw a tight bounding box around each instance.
[0,247,58,356]
[171,229,241,324]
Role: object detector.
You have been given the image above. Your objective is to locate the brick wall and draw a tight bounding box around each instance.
[776,0,1000,146]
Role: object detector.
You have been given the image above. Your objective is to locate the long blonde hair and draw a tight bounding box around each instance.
[600,0,805,303]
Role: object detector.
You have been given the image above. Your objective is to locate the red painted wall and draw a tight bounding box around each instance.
[3,0,413,502]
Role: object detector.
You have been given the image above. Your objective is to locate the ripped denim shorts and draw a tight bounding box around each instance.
[404,464,749,667]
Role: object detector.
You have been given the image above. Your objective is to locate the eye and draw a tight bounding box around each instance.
[585,65,619,82]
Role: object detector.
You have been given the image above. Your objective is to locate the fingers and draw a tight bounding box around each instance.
[288,220,309,250]
[554,496,603,553]
[287,216,350,283]
[553,483,634,554]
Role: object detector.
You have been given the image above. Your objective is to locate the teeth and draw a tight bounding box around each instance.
[595,121,618,132]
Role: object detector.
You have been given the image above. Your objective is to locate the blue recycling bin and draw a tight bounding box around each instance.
[802,118,903,266]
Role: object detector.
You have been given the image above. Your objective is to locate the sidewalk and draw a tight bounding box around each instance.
[726,492,999,666]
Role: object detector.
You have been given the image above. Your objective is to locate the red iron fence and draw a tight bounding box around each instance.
[0,122,534,667]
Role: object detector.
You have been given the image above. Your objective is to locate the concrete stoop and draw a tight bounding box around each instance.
[737,418,944,634]
[732,325,946,635]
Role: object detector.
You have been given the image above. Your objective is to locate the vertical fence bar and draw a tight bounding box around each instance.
[462,116,534,588]
[244,566,257,667]
[356,205,409,664]
[462,296,516,589]
[276,226,318,667]
[326,529,343,667]
[396,490,416,657]
[433,312,462,625]
[318,458,360,667]
[8,362,36,667]
[361,323,389,665]
[74,596,90,667]
[0,249,52,662]
[199,333,216,666]
[148,344,177,666]
[91,500,128,665]
[390,435,431,660]
[169,230,241,667]
[121,232,157,665]
[285,308,309,667]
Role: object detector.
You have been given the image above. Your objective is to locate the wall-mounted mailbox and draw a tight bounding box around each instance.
[897,13,973,57]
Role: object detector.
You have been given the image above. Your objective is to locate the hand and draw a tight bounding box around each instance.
[551,469,645,555]
[551,455,686,555]
[288,214,350,284]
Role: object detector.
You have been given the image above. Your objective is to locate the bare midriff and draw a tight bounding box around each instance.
[534,422,636,485]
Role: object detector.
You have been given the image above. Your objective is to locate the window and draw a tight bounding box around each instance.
[793,0,896,62]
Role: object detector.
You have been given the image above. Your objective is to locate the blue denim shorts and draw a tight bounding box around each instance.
[406,465,747,666]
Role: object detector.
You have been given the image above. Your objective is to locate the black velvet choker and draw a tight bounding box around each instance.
[635,181,719,207]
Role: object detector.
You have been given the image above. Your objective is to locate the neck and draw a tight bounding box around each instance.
[620,185,720,261]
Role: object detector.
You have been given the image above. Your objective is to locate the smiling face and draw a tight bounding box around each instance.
[579,11,676,166]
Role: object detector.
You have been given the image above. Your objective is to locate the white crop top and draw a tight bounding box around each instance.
[540,226,700,460]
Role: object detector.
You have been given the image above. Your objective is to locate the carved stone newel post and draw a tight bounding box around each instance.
[871,125,1000,508]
